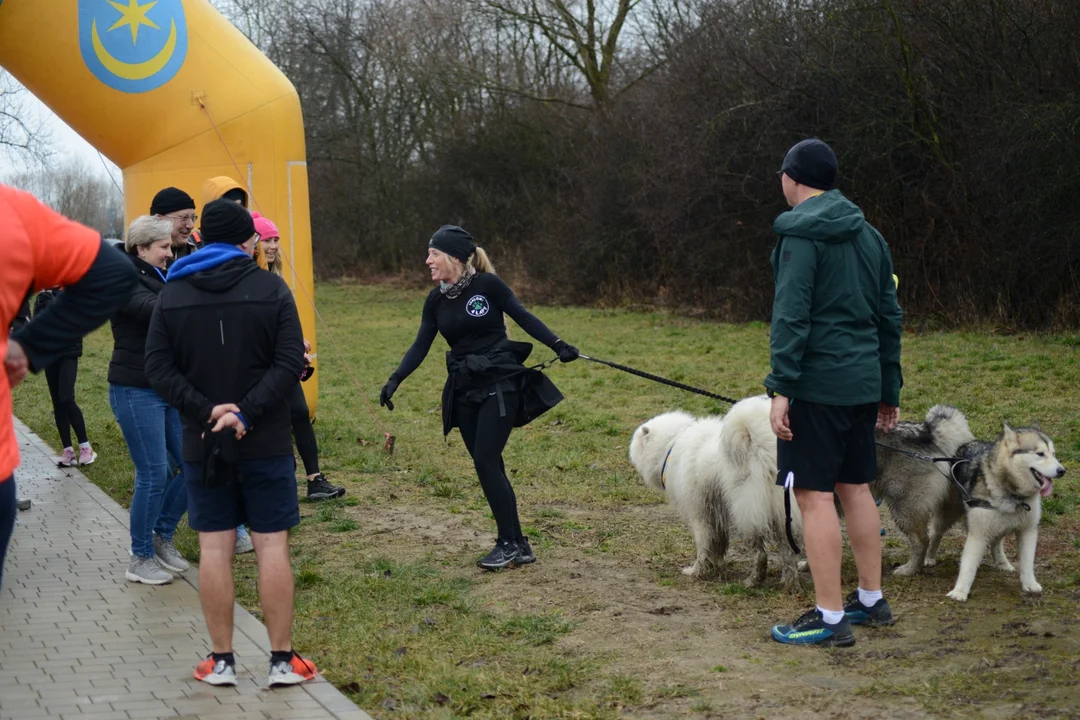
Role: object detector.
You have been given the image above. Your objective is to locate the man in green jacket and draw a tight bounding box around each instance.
[765,139,903,647]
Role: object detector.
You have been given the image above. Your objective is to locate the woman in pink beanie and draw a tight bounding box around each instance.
[251,213,344,501]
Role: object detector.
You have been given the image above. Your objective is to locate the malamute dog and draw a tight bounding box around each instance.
[874,406,1065,601]
[629,396,802,589]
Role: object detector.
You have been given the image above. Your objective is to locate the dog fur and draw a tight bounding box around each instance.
[874,405,1065,601]
[628,396,802,590]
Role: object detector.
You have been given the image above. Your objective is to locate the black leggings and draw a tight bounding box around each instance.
[288,382,320,476]
[45,357,88,449]
[0,476,14,589]
[455,391,523,542]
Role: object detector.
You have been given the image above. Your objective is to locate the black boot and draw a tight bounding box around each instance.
[514,537,537,565]
[477,539,519,570]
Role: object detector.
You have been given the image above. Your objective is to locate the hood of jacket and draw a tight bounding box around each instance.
[772,189,866,244]
[201,176,247,206]
[167,243,258,291]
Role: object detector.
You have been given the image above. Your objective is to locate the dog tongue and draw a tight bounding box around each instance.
[1040,478,1054,498]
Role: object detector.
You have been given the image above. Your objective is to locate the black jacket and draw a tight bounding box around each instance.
[108,254,166,387]
[32,289,82,360]
[144,254,305,462]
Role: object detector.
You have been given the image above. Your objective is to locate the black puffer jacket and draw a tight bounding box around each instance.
[107,253,167,387]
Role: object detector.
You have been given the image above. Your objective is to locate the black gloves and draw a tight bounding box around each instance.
[553,340,579,363]
[379,378,400,410]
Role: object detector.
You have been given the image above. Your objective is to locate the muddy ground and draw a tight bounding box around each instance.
[317,486,1080,720]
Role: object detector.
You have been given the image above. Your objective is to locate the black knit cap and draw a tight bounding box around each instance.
[779,138,838,191]
[428,225,475,263]
[150,187,195,216]
[200,199,255,245]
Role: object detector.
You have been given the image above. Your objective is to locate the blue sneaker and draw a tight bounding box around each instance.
[842,591,895,627]
[771,608,855,647]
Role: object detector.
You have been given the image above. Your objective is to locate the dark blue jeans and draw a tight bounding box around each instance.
[0,476,15,589]
[109,384,188,557]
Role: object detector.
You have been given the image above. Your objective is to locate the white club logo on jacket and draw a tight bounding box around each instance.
[466,295,490,317]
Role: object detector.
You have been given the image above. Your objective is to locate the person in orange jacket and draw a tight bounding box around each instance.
[1,184,136,587]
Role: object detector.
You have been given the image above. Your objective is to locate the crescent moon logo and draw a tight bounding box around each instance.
[79,0,187,93]
[91,18,176,81]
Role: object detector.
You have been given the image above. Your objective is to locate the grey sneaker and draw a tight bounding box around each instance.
[125,556,173,585]
[16,498,32,511]
[235,530,255,555]
[153,535,190,573]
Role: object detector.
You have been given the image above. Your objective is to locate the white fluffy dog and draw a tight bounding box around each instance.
[629,396,802,589]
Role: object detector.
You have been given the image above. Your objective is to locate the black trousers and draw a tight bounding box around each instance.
[454,390,523,542]
[0,476,14,589]
[44,357,88,449]
[288,382,320,476]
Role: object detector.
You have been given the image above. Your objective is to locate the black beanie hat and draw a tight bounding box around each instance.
[779,139,838,191]
[201,199,256,245]
[150,187,196,216]
[428,225,476,263]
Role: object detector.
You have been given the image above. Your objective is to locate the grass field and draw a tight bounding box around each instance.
[12,282,1080,719]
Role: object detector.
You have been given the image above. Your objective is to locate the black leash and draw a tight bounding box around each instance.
[781,472,801,555]
[579,355,740,405]
[874,442,1000,510]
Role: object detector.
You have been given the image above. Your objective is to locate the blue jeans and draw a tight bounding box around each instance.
[0,476,14,589]
[109,384,188,557]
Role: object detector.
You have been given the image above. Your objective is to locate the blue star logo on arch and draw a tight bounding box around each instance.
[79,0,188,93]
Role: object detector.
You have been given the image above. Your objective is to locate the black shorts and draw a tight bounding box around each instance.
[776,400,878,493]
[184,455,299,533]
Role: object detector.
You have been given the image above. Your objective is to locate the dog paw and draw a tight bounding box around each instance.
[946,589,969,602]
[1022,582,1043,594]
[996,561,1016,573]
[796,560,809,572]
[923,557,937,568]
[681,564,699,577]
[893,563,920,577]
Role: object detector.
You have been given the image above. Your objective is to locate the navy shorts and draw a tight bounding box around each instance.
[184,456,299,533]
[776,400,878,493]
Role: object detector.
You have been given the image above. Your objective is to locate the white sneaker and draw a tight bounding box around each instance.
[125,556,173,585]
[235,531,254,555]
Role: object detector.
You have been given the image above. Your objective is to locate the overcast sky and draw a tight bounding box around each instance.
[0,79,122,185]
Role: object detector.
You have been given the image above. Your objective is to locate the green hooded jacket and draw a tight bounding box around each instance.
[765,190,903,407]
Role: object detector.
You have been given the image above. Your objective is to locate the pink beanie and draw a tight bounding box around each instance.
[250,212,280,240]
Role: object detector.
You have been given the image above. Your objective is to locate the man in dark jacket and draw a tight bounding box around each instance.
[144,199,317,688]
[765,139,903,648]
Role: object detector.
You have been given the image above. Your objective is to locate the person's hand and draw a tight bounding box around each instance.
[4,339,29,388]
[876,403,900,433]
[209,403,241,422]
[379,379,399,411]
[211,412,247,440]
[770,394,793,441]
[303,339,312,354]
[554,341,579,363]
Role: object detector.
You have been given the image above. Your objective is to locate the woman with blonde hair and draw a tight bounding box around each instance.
[251,214,344,501]
[380,225,579,570]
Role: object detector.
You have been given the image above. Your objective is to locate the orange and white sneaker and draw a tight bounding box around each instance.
[194,655,238,686]
[268,652,317,687]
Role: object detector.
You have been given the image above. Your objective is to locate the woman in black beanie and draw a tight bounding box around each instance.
[380,226,579,570]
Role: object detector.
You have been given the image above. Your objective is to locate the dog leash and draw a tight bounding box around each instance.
[782,472,801,555]
[578,355,741,405]
[873,442,997,510]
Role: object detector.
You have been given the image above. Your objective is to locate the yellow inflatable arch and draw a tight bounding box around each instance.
[0,0,318,412]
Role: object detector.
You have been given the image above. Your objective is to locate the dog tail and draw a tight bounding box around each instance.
[720,396,772,466]
[925,404,976,456]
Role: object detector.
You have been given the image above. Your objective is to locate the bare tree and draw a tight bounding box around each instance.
[9,160,124,237]
[0,71,51,167]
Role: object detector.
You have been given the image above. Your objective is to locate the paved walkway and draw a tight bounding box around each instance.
[0,418,373,720]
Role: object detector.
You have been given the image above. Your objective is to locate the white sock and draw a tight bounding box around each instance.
[79,442,91,450]
[858,588,883,607]
[817,606,845,625]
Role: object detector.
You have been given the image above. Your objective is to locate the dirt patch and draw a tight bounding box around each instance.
[306,499,1080,719]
